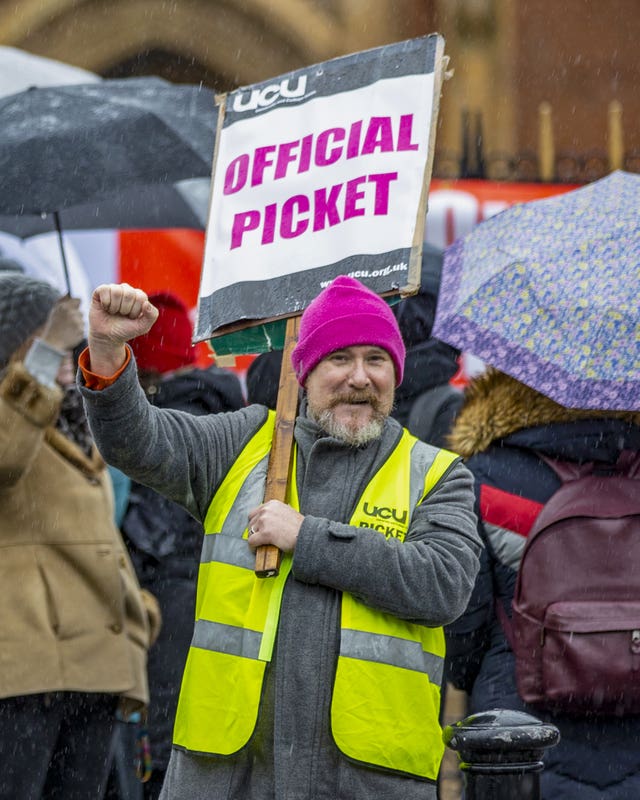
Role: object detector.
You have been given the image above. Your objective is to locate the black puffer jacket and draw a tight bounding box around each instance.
[121,365,244,771]
[445,369,640,800]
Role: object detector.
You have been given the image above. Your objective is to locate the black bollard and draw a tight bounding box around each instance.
[443,708,560,800]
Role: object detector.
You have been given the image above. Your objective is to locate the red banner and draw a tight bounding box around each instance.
[424,179,579,249]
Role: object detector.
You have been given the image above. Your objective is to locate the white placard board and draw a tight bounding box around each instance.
[195,34,445,342]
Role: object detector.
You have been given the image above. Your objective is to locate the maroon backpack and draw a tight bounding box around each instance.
[500,451,640,717]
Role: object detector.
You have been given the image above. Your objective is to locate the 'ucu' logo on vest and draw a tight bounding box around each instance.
[232,76,308,113]
[362,503,408,525]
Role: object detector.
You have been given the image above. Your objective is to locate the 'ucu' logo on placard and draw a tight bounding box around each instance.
[232,76,308,113]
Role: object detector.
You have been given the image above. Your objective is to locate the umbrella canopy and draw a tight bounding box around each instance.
[432,170,640,411]
[0,53,211,236]
[0,46,99,95]
[0,76,216,215]
[0,177,210,238]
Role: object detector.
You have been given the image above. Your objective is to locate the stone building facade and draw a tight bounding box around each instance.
[1,0,638,179]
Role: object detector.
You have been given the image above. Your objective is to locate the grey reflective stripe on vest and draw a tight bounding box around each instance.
[192,619,262,660]
[409,438,457,508]
[341,629,444,685]
[194,452,272,662]
[200,533,255,571]
[220,453,270,538]
[409,440,433,509]
[200,453,271,568]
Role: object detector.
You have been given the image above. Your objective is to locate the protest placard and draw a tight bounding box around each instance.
[195,34,447,343]
[194,34,447,576]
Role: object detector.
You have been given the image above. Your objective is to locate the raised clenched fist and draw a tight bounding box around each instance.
[88,283,159,376]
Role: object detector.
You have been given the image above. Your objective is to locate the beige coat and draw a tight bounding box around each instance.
[0,362,158,712]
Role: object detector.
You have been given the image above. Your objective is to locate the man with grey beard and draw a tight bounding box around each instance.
[79,275,481,800]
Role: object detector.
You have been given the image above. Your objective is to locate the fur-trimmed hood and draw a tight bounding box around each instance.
[448,369,640,458]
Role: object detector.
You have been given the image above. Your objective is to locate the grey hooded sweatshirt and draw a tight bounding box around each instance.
[80,357,481,800]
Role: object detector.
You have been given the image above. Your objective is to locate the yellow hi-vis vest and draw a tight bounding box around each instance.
[173,411,460,780]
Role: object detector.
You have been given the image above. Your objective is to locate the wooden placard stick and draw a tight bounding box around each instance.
[254,314,301,578]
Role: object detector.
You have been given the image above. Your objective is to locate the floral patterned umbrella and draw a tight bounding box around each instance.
[432,170,640,410]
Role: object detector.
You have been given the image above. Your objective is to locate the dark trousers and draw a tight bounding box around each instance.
[142,770,166,800]
[0,691,117,800]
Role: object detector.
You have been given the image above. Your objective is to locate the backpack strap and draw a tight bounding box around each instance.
[538,450,640,482]
[536,453,593,482]
[615,449,640,477]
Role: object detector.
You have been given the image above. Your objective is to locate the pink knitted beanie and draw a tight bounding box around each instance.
[291,275,405,386]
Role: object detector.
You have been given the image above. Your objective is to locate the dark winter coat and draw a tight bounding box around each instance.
[445,369,640,800]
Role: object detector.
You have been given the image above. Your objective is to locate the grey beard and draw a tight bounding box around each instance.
[310,407,385,447]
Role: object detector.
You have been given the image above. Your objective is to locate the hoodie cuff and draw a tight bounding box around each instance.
[79,346,131,390]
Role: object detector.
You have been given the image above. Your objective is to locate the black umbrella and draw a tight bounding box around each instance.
[0,178,210,237]
[0,76,216,289]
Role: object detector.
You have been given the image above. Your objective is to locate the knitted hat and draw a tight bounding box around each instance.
[130,291,197,374]
[130,292,197,374]
[291,276,405,386]
[0,272,60,368]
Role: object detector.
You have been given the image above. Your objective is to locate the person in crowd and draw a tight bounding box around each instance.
[444,367,640,799]
[245,347,282,409]
[120,291,244,799]
[391,244,464,447]
[79,276,481,800]
[391,245,468,758]
[0,270,159,800]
